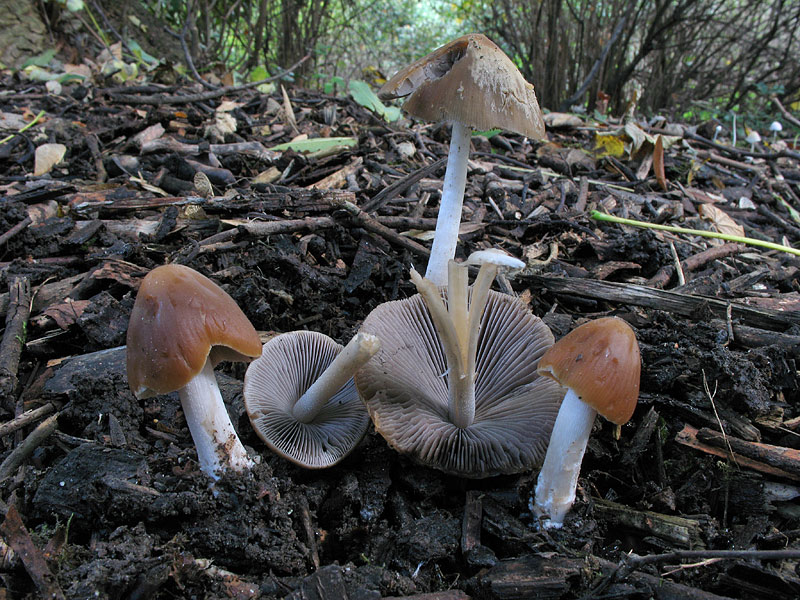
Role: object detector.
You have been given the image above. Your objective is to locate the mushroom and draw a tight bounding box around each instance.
[379,34,545,286]
[770,121,782,141]
[126,264,262,479]
[355,249,563,477]
[532,317,641,528]
[745,129,761,152]
[243,330,380,468]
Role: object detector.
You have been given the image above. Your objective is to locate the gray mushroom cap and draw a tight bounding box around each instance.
[379,33,545,140]
[355,290,563,478]
[244,331,370,468]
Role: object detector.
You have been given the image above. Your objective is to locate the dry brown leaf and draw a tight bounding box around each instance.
[33,143,67,176]
[699,204,745,240]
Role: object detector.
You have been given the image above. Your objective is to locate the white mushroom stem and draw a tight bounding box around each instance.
[411,258,502,429]
[292,332,381,423]
[425,121,471,286]
[179,358,254,479]
[532,388,596,528]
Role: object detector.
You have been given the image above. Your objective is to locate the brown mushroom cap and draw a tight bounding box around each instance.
[126,264,262,399]
[379,33,545,139]
[355,290,563,478]
[243,331,370,468]
[536,317,641,425]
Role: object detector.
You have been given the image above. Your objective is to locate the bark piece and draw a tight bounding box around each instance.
[0,506,65,600]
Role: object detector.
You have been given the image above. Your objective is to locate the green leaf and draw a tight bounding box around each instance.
[21,49,57,69]
[348,80,401,122]
[249,66,276,94]
[268,136,358,156]
[474,128,502,138]
[127,40,159,65]
[56,73,86,84]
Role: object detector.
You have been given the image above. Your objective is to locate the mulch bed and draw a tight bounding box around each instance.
[1,72,799,599]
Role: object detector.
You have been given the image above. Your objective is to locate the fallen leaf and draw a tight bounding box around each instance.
[594,132,626,158]
[543,112,583,128]
[699,204,745,240]
[34,143,67,175]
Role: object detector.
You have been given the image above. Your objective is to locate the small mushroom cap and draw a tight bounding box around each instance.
[243,331,370,469]
[537,317,640,425]
[465,248,526,272]
[356,290,563,477]
[126,264,262,399]
[379,33,545,139]
[745,130,761,144]
[770,121,783,132]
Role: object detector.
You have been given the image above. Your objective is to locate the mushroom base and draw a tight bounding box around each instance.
[532,388,596,528]
[179,359,254,479]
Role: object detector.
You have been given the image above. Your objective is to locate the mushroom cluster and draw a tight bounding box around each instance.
[355,250,563,477]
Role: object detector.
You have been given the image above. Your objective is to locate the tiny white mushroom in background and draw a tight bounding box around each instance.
[712,124,723,142]
[745,129,761,152]
[532,317,641,528]
[126,264,262,480]
[770,121,783,141]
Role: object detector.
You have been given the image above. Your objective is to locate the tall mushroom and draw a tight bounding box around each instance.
[379,33,545,286]
[532,317,641,528]
[126,264,262,480]
[355,249,563,477]
[244,331,380,468]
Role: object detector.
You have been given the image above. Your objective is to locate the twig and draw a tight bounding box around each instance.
[0,277,31,412]
[0,505,65,600]
[164,3,216,90]
[0,217,32,247]
[627,548,800,568]
[0,110,45,146]
[0,403,57,438]
[335,200,431,259]
[518,274,800,331]
[362,157,447,213]
[771,95,800,130]
[592,210,800,256]
[668,241,685,285]
[105,54,311,105]
[647,243,744,288]
[585,548,800,599]
[0,414,59,482]
[703,371,737,468]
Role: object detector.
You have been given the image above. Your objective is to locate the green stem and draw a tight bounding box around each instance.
[0,111,45,146]
[590,210,800,257]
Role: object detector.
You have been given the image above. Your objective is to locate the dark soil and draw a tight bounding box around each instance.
[0,66,799,600]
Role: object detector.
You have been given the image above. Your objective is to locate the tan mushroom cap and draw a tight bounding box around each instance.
[244,331,370,469]
[536,317,641,425]
[379,33,545,139]
[126,264,262,399]
[355,290,563,478]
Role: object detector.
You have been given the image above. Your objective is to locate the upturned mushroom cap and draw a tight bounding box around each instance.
[536,317,640,425]
[126,264,262,399]
[355,290,563,477]
[243,331,371,468]
[379,33,545,139]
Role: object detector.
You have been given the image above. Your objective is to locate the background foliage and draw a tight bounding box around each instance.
[123,0,800,118]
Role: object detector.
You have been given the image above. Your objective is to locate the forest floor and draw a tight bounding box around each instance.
[1,65,800,600]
